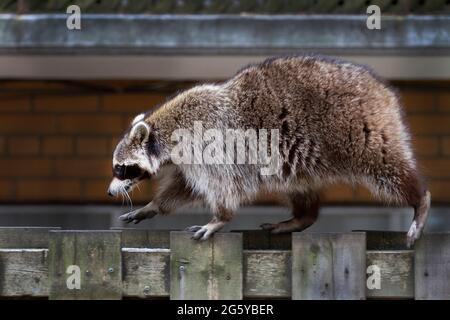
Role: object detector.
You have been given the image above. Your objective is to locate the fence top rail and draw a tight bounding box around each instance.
[2,227,449,250]
[1,230,450,299]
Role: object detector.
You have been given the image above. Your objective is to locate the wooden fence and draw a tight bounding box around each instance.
[0,227,449,300]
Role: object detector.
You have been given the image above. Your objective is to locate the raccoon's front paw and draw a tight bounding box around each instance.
[119,209,157,224]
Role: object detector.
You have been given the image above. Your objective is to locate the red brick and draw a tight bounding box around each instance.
[0,137,5,155]
[109,137,120,154]
[76,138,109,156]
[412,137,440,157]
[42,137,74,156]
[34,94,99,113]
[409,115,450,135]
[1,81,68,91]
[442,137,450,156]
[16,180,81,200]
[437,92,450,112]
[57,115,123,134]
[429,180,450,202]
[0,115,55,134]
[353,186,381,203]
[0,158,51,177]
[322,184,355,202]
[101,93,165,113]
[7,137,40,155]
[55,158,112,178]
[0,179,14,200]
[1,80,449,204]
[83,179,111,202]
[0,94,31,112]
[123,114,134,126]
[400,90,435,113]
[421,159,450,178]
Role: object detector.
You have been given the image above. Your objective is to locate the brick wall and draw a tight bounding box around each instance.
[0,80,449,205]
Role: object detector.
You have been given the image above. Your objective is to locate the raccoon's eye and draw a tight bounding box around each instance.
[113,164,143,180]
[113,165,125,179]
[123,165,142,180]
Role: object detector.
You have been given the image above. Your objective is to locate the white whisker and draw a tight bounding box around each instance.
[123,186,133,211]
[120,193,124,206]
[120,186,128,207]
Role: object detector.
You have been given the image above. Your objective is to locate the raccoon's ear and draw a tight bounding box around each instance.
[129,121,150,144]
[131,113,145,126]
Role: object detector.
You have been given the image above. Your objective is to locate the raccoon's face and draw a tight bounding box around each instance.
[107,114,160,197]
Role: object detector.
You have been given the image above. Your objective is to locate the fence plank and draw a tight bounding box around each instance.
[2,229,447,300]
[366,250,414,299]
[415,233,450,300]
[0,247,416,299]
[213,233,243,299]
[48,231,122,300]
[170,231,243,300]
[244,250,291,298]
[0,249,49,297]
[292,232,366,300]
[0,227,60,248]
[122,248,170,298]
[170,231,211,300]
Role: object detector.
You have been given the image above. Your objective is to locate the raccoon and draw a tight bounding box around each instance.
[107,55,430,247]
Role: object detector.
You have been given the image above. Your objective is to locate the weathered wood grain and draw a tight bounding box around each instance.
[170,231,211,300]
[234,230,291,250]
[170,231,243,300]
[415,233,450,300]
[48,231,122,300]
[0,247,416,299]
[244,250,291,298]
[0,249,49,297]
[356,230,408,250]
[122,248,170,298]
[112,228,171,248]
[0,227,60,249]
[366,250,414,299]
[1,230,448,300]
[212,233,243,299]
[292,232,366,300]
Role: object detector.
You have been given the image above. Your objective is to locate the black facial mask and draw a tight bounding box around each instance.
[112,164,143,180]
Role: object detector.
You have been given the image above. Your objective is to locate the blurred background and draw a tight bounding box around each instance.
[0,0,449,232]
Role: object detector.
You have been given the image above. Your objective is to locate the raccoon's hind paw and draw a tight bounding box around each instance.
[260,222,291,234]
[260,223,277,231]
[119,209,157,224]
[189,225,214,241]
[406,221,422,248]
[260,217,314,234]
[186,221,226,241]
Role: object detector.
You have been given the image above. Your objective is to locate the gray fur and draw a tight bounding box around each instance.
[108,55,430,246]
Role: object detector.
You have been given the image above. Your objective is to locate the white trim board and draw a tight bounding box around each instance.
[0,55,449,80]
